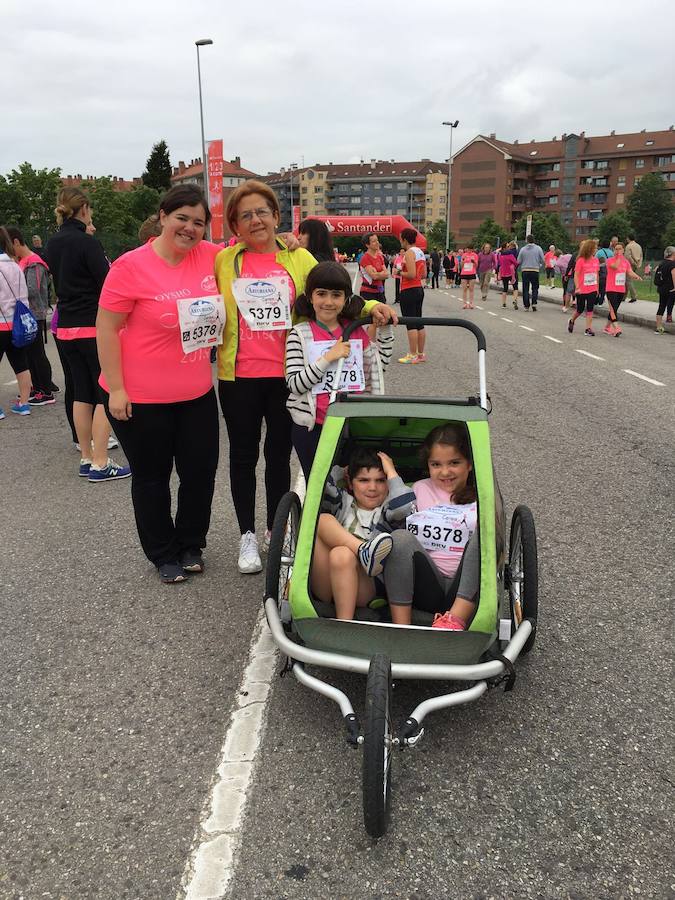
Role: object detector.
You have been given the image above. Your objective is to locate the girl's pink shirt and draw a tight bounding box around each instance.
[412,477,477,578]
[309,319,370,424]
[235,251,297,379]
[98,239,221,403]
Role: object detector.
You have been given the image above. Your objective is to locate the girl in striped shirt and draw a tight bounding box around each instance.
[285,261,393,479]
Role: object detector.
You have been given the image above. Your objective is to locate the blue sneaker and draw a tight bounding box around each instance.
[357,532,393,578]
[10,402,31,416]
[88,458,131,482]
[79,459,92,477]
[0,408,5,420]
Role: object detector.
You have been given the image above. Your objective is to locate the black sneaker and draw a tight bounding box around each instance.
[49,383,61,393]
[532,304,537,311]
[28,391,56,406]
[180,550,204,574]
[158,562,187,584]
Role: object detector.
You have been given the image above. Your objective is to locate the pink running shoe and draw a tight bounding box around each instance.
[431,612,466,631]
[413,353,426,363]
[603,324,615,335]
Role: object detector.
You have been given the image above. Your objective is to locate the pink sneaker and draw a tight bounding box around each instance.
[603,324,615,335]
[413,353,426,363]
[431,612,466,631]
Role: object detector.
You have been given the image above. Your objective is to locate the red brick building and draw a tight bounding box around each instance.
[451,128,675,244]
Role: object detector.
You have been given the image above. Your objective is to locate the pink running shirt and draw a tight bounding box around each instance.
[606,256,630,294]
[98,239,221,403]
[574,256,599,295]
[234,251,297,379]
[412,477,477,578]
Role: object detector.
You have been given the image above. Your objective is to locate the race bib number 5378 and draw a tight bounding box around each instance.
[177,295,226,355]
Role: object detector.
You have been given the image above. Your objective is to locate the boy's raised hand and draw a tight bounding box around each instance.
[377,451,398,479]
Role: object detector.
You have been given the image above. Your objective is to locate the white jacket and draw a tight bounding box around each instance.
[0,254,29,327]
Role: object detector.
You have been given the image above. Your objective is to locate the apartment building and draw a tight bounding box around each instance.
[450,128,675,244]
[263,159,448,233]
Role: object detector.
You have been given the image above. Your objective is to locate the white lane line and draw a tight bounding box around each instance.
[487,311,498,317]
[544,335,563,344]
[181,473,306,900]
[519,325,535,332]
[623,369,666,387]
[501,317,513,323]
[574,349,605,361]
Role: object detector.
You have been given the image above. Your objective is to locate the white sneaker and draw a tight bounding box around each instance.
[108,435,119,450]
[262,529,272,552]
[238,531,262,574]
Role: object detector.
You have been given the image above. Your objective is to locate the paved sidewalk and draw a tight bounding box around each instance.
[520,282,673,334]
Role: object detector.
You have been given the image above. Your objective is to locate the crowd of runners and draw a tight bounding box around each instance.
[1,181,674,590]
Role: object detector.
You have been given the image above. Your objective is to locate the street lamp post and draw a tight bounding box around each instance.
[289,163,298,231]
[442,120,459,250]
[407,180,413,224]
[195,38,213,237]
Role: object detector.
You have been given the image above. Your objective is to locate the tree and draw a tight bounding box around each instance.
[472,217,510,250]
[514,212,571,252]
[627,172,675,256]
[425,218,455,251]
[0,176,30,230]
[592,209,633,247]
[2,163,63,239]
[661,217,675,251]
[128,184,161,222]
[142,140,172,192]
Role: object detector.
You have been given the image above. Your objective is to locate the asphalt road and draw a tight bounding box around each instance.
[1,275,673,900]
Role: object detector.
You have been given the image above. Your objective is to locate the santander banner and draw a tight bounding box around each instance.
[206,138,224,242]
[305,215,427,250]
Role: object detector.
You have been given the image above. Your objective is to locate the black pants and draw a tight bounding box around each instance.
[26,321,53,393]
[105,388,219,567]
[292,422,322,483]
[0,331,29,374]
[657,292,675,316]
[606,291,625,322]
[431,269,440,289]
[394,279,400,303]
[521,272,539,308]
[55,335,77,442]
[57,337,102,404]
[218,377,292,534]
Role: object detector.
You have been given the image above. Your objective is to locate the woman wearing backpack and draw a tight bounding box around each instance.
[0,226,32,417]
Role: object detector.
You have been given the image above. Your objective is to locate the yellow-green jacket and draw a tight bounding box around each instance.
[214,239,381,382]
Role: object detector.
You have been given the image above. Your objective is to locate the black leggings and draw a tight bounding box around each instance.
[55,335,77,442]
[657,292,675,316]
[292,422,322,483]
[26,321,53,393]
[105,388,219,567]
[399,287,425,330]
[218,377,292,534]
[57,337,102,405]
[606,291,625,323]
[0,330,29,374]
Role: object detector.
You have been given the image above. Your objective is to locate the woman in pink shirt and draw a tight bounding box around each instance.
[97,185,223,584]
[568,239,600,337]
[604,243,642,336]
[544,245,557,288]
[460,244,479,309]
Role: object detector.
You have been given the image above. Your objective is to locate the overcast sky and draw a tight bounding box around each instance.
[4,0,674,181]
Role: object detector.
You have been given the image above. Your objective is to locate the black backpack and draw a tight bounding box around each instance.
[653,263,666,289]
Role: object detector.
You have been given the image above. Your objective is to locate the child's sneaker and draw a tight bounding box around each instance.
[655,326,665,334]
[357,533,393,578]
[88,459,132,482]
[414,353,427,363]
[602,324,615,335]
[398,353,418,364]
[584,328,595,337]
[431,612,466,631]
[10,402,30,416]
[79,458,92,477]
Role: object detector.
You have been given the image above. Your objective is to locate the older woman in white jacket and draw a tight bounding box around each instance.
[0,226,32,417]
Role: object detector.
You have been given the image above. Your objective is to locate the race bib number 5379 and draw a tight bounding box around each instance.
[232,277,292,331]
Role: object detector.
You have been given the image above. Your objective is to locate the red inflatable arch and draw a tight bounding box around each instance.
[304,215,427,250]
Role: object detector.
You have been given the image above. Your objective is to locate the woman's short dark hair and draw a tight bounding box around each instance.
[5,226,25,246]
[298,218,335,262]
[293,261,364,321]
[400,227,417,244]
[362,232,376,249]
[0,226,13,255]
[159,185,211,224]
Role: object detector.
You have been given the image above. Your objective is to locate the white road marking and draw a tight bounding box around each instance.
[519,325,535,332]
[623,369,665,387]
[574,349,605,361]
[501,317,513,323]
[487,311,498,317]
[181,473,306,900]
[544,335,563,344]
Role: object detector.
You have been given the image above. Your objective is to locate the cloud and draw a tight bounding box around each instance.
[2,0,673,181]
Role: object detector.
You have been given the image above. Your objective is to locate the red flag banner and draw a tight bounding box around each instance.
[206,139,224,242]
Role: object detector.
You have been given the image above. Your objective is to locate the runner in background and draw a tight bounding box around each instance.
[358,233,388,303]
[0,226,32,417]
[544,245,557,288]
[477,243,495,301]
[568,239,599,337]
[429,248,441,289]
[498,248,517,308]
[459,244,478,309]
[442,249,454,287]
[654,246,675,334]
[562,252,576,313]
[454,249,462,286]
[397,227,427,364]
[501,241,519,308]
[604,242,642,336]
[392,248,405,303]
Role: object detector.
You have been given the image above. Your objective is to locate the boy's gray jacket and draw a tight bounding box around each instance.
[321,465,416,535]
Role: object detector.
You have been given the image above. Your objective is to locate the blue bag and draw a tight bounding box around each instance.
[11,299,39,348]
